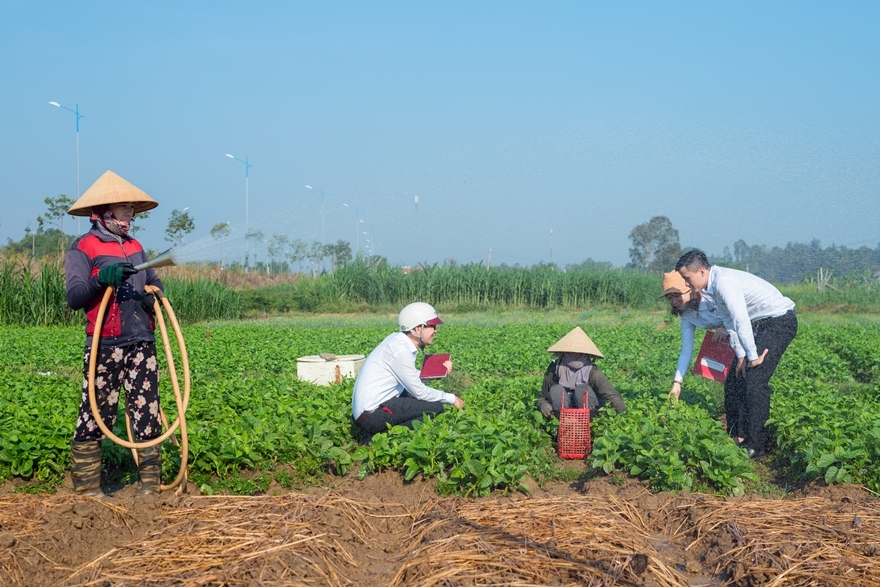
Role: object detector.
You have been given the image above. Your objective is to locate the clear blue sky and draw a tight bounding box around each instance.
[2,1,878,268]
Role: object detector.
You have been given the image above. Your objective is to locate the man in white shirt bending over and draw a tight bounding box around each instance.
[352,302,465,440]
[676,249,798,460]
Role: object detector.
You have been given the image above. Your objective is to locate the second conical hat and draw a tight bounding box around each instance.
[546,326,604,358]
[67,170,159,217]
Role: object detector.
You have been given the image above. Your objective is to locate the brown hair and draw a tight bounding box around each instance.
[668,289,702,316]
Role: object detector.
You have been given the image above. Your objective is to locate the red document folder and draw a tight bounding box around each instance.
[420,353,450,380]
[692,331,735,382]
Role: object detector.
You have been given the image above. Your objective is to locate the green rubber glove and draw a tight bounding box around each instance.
[97,263,138,287]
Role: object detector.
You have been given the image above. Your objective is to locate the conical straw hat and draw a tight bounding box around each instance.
[67,170,159,217]
[547,327,604,358]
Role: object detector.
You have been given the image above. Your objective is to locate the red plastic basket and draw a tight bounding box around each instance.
[557,394,592,459]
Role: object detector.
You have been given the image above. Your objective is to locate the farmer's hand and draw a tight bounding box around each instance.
[668,381,682,402]
[712,327,729,343]
[443,360,453,374]
[98,263,138,287]
[141,292,156,314]
[540,403,553,418]
[453,396,465,408]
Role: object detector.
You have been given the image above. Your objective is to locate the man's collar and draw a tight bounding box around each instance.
[402,330,422,350]
[705,265,718,293]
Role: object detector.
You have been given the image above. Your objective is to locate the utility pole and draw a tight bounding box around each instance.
[225,153,252,271]
[414,194,419,264]
[487,246,492,270]
[25,224,34,257]
[550,228,553,260]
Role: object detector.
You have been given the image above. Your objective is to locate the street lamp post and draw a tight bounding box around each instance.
[343,203,362,254]
[225,154,252,269]
[25,224,34,257]
[414,195,419,264]
[49,101,84,234]
[355,207,364,254]
[304,185,326,248]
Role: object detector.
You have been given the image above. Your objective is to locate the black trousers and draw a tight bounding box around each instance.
[724,311,798,450]
[547,384,601,418]
[357,395,446,436]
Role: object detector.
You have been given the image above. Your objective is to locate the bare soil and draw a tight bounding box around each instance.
[1,470,877,586]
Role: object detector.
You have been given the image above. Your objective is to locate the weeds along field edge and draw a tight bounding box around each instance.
[1,312,879,496]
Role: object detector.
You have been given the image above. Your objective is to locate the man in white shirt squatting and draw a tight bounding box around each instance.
[352,302,465,440]
[676,249,797,460]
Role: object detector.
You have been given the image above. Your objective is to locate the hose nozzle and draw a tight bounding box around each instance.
[134,248,176,271]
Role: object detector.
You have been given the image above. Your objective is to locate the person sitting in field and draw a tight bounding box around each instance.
[537,327,626,419]
[352,302,465,440]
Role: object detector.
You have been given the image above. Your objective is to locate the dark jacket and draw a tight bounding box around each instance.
[65,227,163,347]
[537,357,627,414]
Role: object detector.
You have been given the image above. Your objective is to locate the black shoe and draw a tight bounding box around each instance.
[746,447,767,460]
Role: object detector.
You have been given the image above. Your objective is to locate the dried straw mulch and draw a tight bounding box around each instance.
[2,490,880,586]
[389,494,687,587]
[662,495,880,587]
[0,495,113,587]
[62,494,385,587]
[0,493,407,587]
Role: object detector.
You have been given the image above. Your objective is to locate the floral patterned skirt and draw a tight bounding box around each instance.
[73,341,162,442]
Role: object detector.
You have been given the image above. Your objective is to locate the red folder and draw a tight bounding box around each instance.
[420,353,450,380]
[692,331,735,382]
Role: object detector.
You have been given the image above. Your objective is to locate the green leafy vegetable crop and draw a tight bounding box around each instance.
[2,316,879,495]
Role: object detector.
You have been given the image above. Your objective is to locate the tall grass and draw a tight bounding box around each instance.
[161,279,243,323]
[223,260,661,314]
[780,283,880,312]
[318,258,659,311]
[14,251,878,324]
[0,256,75,326]
[0,255,242,326]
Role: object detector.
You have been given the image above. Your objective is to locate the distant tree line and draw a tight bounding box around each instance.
[6,199,878,285]
[627,215,880,284]
[711,239,880,284]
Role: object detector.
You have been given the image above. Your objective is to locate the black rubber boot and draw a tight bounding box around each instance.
[71,440,104,497]
[135,445,161,497]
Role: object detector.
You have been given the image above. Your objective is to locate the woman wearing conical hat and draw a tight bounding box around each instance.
[64,170,164,498]
[537,327,626,419]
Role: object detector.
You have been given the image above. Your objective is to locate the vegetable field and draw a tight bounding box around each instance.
[2,311,880,586]
[2,312,880,496]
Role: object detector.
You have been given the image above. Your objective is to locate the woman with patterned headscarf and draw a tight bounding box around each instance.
[65,170,164,498]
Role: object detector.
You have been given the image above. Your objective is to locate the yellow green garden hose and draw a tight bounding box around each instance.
[87,284,190,492]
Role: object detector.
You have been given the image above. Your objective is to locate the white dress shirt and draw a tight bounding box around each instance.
[704,266,795,361]
[352,331,456,420]
[675,295,725,383]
